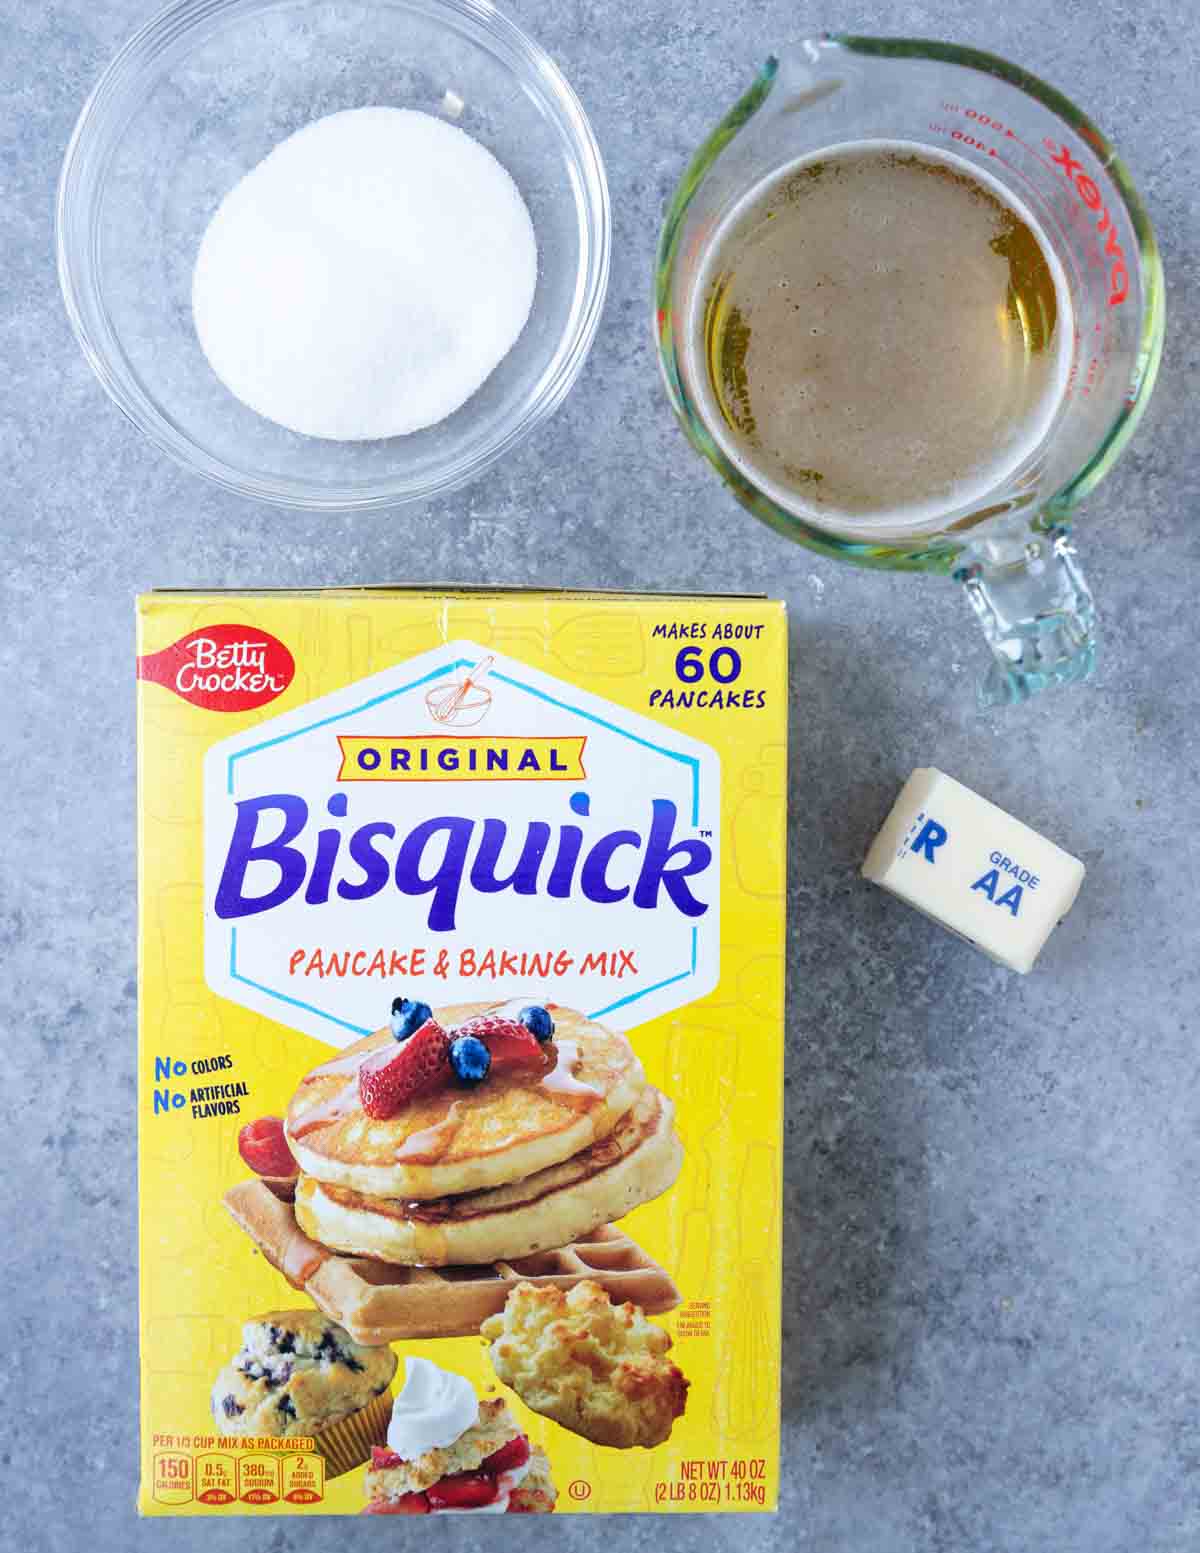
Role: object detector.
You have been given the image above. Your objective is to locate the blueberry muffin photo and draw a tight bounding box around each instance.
[212,1310,396,1476]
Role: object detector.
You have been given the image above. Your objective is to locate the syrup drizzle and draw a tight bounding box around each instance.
[288,1082,361,1139]
[393,1105,467,1162]
[280,1226,326,1286]
[291,1002,598,1151]
[306,1047,377,1080]
[290,1041,391,1138]
[539,1040,603,1102]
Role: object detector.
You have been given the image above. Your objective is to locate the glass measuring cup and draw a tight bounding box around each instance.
[655,36,1164,705]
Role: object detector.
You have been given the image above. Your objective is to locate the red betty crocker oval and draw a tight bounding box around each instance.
[137,624,294,712]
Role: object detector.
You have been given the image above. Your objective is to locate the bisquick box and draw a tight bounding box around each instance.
[137,587,786,1515]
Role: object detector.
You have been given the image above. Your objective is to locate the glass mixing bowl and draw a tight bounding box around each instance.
[56,0,610,510]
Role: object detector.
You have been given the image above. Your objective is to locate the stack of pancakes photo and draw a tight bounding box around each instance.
[283,1001,682,1269]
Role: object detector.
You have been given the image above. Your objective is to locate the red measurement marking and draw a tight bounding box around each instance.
[940,103,1016,137]
[927,121,998,156]
[950,129,996,153]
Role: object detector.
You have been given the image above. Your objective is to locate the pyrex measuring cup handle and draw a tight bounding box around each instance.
[955,528,1097,707]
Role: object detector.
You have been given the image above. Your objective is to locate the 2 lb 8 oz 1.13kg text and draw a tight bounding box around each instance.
[655,1458,768,1505]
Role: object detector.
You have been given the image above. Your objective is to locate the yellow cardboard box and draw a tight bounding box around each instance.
[136,587,786,1515]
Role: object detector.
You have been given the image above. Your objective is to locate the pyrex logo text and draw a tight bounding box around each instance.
[1045,139,1128,307]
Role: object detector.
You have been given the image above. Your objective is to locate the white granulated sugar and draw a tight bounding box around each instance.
[192,107,537,441]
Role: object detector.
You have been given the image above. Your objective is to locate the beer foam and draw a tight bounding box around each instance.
[691,140,1074,539]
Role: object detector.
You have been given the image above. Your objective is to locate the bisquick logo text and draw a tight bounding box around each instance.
[214,794,713,932]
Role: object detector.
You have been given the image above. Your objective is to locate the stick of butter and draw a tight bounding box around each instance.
[862,768,1085,973]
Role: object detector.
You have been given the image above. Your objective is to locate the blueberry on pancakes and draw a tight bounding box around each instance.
[282,1000,681,1267]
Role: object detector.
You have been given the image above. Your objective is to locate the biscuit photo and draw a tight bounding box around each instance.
[482,1279,690,1449]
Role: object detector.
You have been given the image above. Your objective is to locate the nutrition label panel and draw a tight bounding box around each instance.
[151,1439,324,1507]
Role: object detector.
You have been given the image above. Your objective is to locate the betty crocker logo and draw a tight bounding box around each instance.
[1045,139,1129,307]
[138,623,294,712]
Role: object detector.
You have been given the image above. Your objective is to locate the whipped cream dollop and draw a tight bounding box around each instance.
[386,1357,479,1460]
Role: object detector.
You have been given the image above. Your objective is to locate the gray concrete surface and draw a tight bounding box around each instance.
[3,1,1199,1548]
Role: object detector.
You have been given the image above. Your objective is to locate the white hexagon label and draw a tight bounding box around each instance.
[204,642,719,1044]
